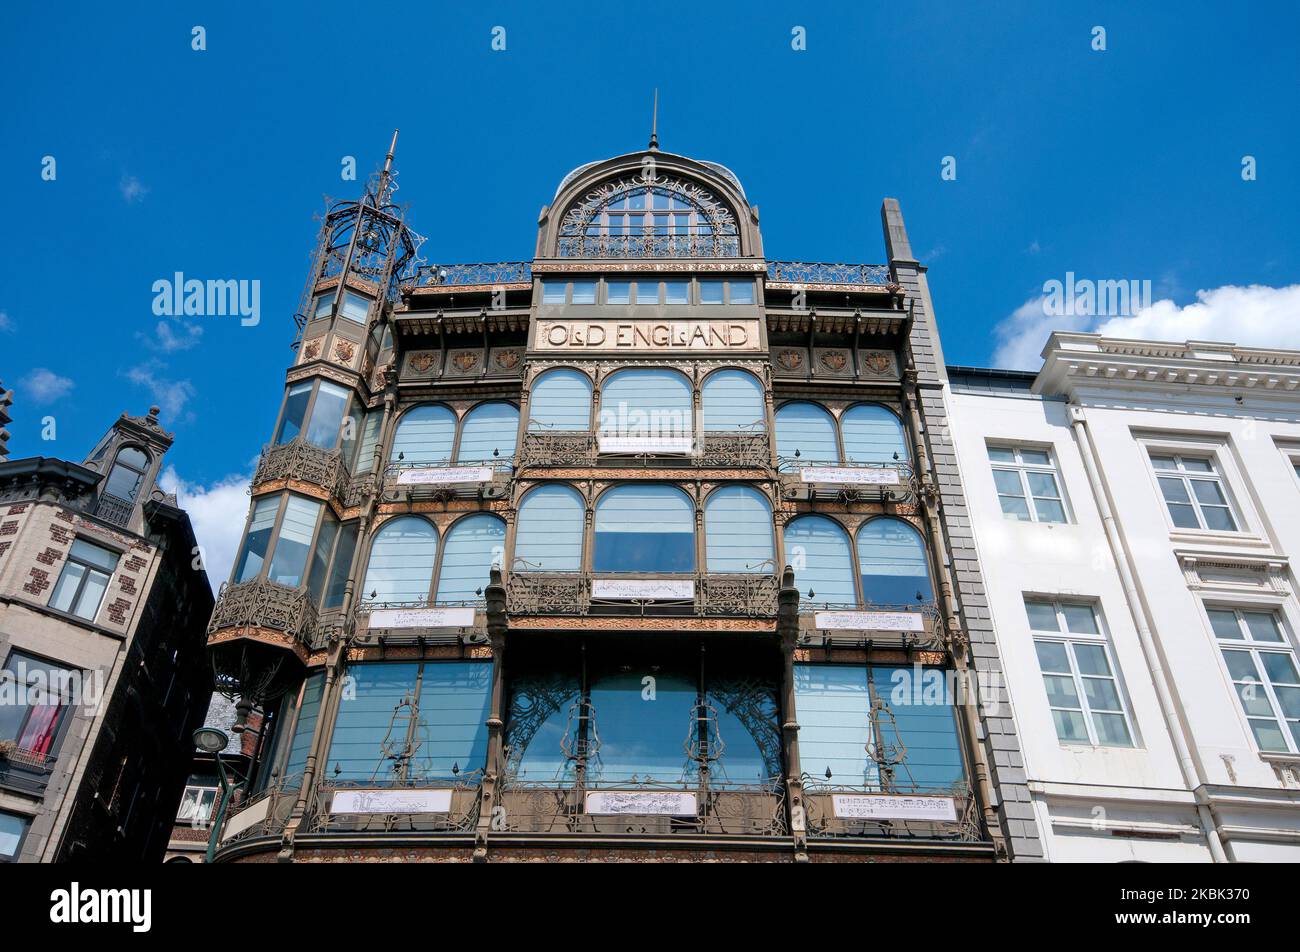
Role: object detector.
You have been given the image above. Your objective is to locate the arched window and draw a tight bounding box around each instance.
[389,405,455,466]
[435,515,506,602]
[515,485,585,572]
[775,402,839,463]
[702,370,765,431]
[705,486,774,573]
[105,446,149,502]
[783,515,855,605]
[842,404,908,465]
[457,402,518,463]
[599,368,692,441]
[594,485,695,573]
[362,516,437,604]
[528,369,592,431]
[856,518,933,606]
[557,177,741,259]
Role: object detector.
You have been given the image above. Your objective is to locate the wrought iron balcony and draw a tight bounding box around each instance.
[408,261,532,289]
[303,776,484,835]
[352,596,487,643]
[800,779,981,843]
[94,491,134,527]
[777,457,915,503]
[252,438,349,499]
[796,600,944,651]
[557,231,741,260]
[496,777,788,837]
[517,431,772,470]
[766,261,893,287]
[506,572,779,618]
[208,577,320,647]
[381,458,513,500]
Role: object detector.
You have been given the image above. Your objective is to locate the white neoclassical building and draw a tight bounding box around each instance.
[946,332,1300,862]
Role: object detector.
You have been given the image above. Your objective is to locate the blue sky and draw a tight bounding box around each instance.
[2,1,1297,578]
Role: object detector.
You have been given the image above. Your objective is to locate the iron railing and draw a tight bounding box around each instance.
[409,262,532,288]
[800,780,981,842]
[252,438,349,499]
[506,572,779,618]
[795,599,945,651]
[777,457,916,502]
[557,232,741,259]
[208,577,320,646]
[517,431,772,470]
[94,492,133,527]
[305,776,484,836]
[766,261,892,286]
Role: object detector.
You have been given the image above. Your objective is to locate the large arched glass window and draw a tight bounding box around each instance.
[594,485,695,573]
[702,369,765,431]
[105,446,149,502]
[389,405,456,466]
[783,515,856,605]
[842,404,908,465]
[704,486,774,573]
[556,178,742,259]
[362,516,438,604]
[514,484,585,572]
[457,402,518,463]
[435,514,506,602]
[599,368,692,441]
[856,518,933,606]
[528,369,592,431]
[775,402,839,463]
[587,671,696,783]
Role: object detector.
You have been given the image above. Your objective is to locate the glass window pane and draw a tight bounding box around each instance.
[361,516,437,604]
[1235,682,1276,717]
[268,496,323,587]
[69,539,119,573]
[700,280,724,304]
[1052,709,1090,743]
[0,811,29,860]
[408,662,492,780]
[515,485,584,572]
[72,569,110,620]
[327,663,421,781]
[599,369,692,441]
[1260,652,1300,685]
[305,382,349,448]
[390,405,456,465]
[992,469,1024,496]
[571,281,596,304]
[663,281,689,304]
[998,495,1032,520]
[49,561,87,613]
[1207,609,1243,640]
[1181,458,1213,473]
[542,282,566,304]
[507,674,581,782]
[305,512,339,605]
[282,673,325,785]
[1025,471,1060,498]
[1249,718,1289,752]
[1167,503,1200,529]
[606,280,632,304]
[1043,674,1080,707]
[842,405,908,465]
[1061,604,1100,635]
[702,370,764,431]
[1273,685,1300,719]
[705,486,774,573]
[435,515,506,602]
[1221,649,1260,681]
[457,402,519,463]
[353,412,381,474]
[728,282,754,304]
[1018,449,1051,466]
[783,516,856,605]
[275,382,312,444]
[873,665,964,788]
[339,291,370,323]
[587,671,695,784]
[1092,712,1132,746]
[1191,480,1228,506]
[775,402,839,463]
[986,446,1017,463]
[1150,455,1177,470]
[593,485,695,573]
[322,523,358,610]
[529,369,592,431]
[856,518,932,605]
[1243,612,1284,642]
[234,496,279,582]
[312,294,332,319]
[1033,499,1067,523]
[1202,506,1236,532]
[106,458,146,501]
[1034,640,1070,672]
[1026,601,1061,632]
[1082,677,1122,712]
[1158,476,1191,504]
[793,665,875,786]
[1072,644,1111,678]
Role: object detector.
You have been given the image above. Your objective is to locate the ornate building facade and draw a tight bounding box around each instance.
[205,140,1039,863]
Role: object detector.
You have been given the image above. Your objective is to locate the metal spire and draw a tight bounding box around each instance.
[648,89,659,151]
[376,128,399,205]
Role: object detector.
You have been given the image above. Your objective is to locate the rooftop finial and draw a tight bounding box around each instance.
[377,128,399,204]
[648,88,659,151]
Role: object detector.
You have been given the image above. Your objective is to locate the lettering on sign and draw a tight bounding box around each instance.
[395,466,494,485]
[831,794,958,822]
[535,319,761,353]
[591,579,695,600]
[598,435,694,454]
[585,791,698,815]
[368,607,477,630]
[800,467,901,485]
[814,610,926,632]
[331,789,454,815]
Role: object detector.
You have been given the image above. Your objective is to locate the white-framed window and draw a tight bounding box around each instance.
[49,539,119,620]
[1207,606,1300,753]
[542,281,566,304]
[1026,598,1134,747]
[176,785,219,825]
[987,445,1068,523]
[1149,453,1237,531]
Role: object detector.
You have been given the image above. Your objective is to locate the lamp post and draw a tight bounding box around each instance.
[192,727,236,864]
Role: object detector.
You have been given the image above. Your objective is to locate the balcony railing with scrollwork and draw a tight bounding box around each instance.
[517,431,772,470]
[506,572,779,618]
[766,261,893,287]
[207,577,320,647]
[407,261,533,289]
[796,599,945,651]
[94,492,134,528]
[251,438,349,499]
[303,775,484,836]
[777,457,915,502]
[801,779,982,843]
[381,458,513,499]
[496,776,787,838]
[557,231,741,260]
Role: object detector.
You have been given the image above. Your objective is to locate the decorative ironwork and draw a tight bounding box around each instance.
[766,261,892,286]
[409,261,532,288]
[801,780,982,843]
[304,777,484,836]
[517,431,771,470]
[777,457,916,503]
[517,431,597,468]
[208,577,319,646]
[215,779,299,847]
[341,471,377,508]
[252,438,349,497]
[93,492,133,527]
[797,600,946,651]
[505,572,779,618]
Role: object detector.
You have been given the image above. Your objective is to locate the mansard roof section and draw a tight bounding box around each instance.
[537,149,761,260]
[1033,331,1300,402]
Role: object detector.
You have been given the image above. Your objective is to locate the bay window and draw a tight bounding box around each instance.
[232,494,327,589]
[274,380,356,451]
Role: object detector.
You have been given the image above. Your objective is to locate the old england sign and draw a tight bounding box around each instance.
[534,318,763,353]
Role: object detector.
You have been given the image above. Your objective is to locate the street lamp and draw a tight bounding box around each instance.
[192,726,239,864]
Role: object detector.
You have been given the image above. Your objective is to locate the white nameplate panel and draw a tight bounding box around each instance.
[814,610,926,632]
[598,435,694,454]
[330,788,453,815]
[585,791,698,815]
[368,607,476,630]
[800,467,901,485]
[395,466,494,485]
[221,797,270,842]
[831,794,958,822]
[591,579,695,600]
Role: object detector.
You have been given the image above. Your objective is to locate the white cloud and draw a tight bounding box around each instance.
[992,283,1300,370]
[123,361,196,418]
[21,367,75,403]
[119,174,148,204]
[0,310,13,333]
[141,319,203,353]
[159,465,252,591]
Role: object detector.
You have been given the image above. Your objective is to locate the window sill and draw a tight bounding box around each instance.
[1168,528,1270,551]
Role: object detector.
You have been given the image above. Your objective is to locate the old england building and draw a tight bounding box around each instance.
[203,137,1040,864]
